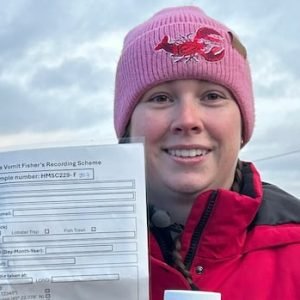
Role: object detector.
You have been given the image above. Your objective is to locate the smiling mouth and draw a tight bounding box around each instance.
[166,149,210,158]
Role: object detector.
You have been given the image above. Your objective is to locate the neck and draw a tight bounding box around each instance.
[147,188,199,225]
[147,162,242,225]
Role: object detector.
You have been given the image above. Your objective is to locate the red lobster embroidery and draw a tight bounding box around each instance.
[155,27,225,62]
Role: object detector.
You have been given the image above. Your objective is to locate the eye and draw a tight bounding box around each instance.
[200,90,231,106]
[148,94,174,104]
[202,91,225,101]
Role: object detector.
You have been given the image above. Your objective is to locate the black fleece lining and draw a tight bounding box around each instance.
[239,162,258,198]
[253,182,300,225]
[239,162,300,227]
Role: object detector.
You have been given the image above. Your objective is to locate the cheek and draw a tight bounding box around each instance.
[130,108,146,136]
[228,109,243,139]
[206,107,242,144]
[130,114,149,137]
[222,111,243,148]
[130,108,168,139]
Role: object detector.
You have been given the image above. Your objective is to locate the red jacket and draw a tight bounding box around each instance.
[150,162,300,300]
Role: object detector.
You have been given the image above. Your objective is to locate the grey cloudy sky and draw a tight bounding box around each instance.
[0,0,299,197]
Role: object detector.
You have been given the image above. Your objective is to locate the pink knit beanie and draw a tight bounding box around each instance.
[114,6,254,144]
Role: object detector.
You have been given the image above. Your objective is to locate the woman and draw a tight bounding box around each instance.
[114,6,300,300]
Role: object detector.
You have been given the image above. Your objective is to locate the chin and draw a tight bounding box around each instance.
[168,181,210,195]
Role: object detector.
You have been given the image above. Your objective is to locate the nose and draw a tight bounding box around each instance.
[170,100,203,135]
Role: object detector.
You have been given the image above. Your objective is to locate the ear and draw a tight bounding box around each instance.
[228,31,247,59]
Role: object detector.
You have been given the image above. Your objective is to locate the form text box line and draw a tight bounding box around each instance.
[13,204,135,217]
[0,277,33,285]
[0,180,135,193]
[46,244,113,255]
[8,257,75,267]
[51,273,120,283]
[3,231,136,244]
[1,192,135,206]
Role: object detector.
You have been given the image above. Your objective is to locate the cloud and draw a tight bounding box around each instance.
[0,73,113,134]
[0,126,117,150]
[0,0,122,136]
[0,0,299,198]
[30,57,110,92]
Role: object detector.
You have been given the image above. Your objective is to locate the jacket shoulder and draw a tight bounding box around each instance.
[253,182,300,225]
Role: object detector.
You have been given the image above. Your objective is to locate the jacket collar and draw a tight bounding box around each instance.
[180,162,262,260]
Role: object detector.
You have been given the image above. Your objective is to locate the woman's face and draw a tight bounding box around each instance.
[130,80,242,198]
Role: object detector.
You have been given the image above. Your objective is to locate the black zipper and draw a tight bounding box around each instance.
[184,190,218,270]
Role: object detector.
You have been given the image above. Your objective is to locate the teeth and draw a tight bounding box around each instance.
[168,149,208,158]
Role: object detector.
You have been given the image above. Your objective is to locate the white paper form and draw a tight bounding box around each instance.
[0,143,148,300]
